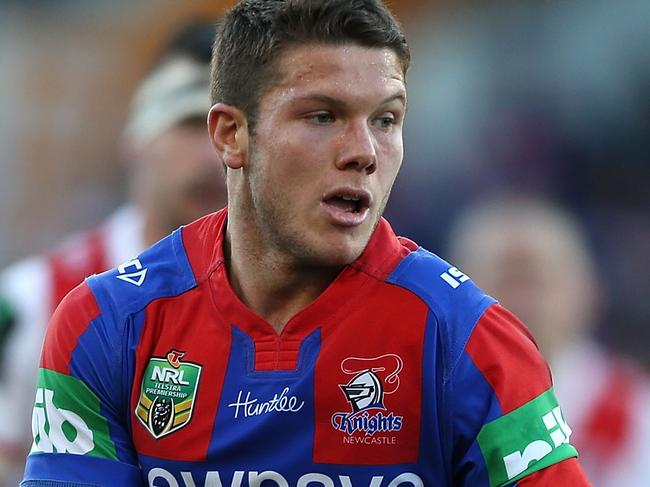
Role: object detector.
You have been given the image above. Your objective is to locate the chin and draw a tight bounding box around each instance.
[310,236,368,268]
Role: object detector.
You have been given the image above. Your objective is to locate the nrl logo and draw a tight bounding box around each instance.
[331,354,404,436]
[135,350,202,439]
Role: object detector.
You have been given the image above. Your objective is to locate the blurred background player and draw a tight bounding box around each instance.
[446,193,650,486]
[0,21,225,485]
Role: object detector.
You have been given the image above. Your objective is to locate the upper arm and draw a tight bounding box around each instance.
[449,304,590,486]
[23,283,143,486]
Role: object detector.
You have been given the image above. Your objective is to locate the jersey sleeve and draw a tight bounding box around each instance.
[448,303,590,486]
[517,457,592,485]
[22,283,143,486]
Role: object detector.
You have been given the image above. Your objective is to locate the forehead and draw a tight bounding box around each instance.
[267,43,406,105]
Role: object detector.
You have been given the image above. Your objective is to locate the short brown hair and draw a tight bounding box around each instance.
[210,0,410,132]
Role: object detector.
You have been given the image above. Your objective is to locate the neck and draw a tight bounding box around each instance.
[224,212,340,335]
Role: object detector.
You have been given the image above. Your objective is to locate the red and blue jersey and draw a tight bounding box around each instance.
[22,209,590,486]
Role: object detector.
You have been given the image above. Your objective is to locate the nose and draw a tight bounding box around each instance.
[335,121,377,175]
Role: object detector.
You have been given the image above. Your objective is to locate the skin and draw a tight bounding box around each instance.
[208,44,407,333]
[129,118,227,246]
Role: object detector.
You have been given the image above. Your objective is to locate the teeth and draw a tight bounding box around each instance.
[340,195,359,201]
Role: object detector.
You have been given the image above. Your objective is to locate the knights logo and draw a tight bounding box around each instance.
[135,350,201,439]
[332,354,404,436]
[340,370,384,413]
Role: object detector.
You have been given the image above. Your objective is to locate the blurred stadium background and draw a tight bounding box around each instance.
[0,0,648,365]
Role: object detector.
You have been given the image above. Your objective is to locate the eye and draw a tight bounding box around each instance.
[307,112,335,124]
[373,114,396,129]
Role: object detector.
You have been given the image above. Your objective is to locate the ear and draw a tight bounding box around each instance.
[208,103,249,170]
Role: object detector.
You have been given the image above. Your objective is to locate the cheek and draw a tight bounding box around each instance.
[264,137,321,186]
[378,141,403,184]
[391,132,405,162]
[377,128,403,158]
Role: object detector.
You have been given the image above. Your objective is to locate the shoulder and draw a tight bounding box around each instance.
[86,227,197,321]
[41,227,197,377]
[387,246,493,310]
[386,247,497,376]
[47,211,224,357]
[386,246,550,400]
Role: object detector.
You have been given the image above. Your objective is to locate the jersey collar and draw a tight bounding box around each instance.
[181,207,416,343]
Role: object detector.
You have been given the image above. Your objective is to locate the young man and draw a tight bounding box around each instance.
[0,22,225,486]
[22,1,591,486]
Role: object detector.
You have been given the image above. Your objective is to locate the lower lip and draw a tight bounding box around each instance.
[320,202,370,227]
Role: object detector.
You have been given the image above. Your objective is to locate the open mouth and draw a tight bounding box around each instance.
[321,189,372,227]
[324,194,367,213]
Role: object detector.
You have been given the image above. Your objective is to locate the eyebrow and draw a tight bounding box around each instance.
[293,91,407,110]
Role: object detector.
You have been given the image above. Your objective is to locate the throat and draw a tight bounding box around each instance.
[252,272,336,334]
[224,217,342,334]
[228,251,340,335]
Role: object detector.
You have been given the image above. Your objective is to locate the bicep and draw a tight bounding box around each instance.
[23,283,141,485]
[450,304,587,486]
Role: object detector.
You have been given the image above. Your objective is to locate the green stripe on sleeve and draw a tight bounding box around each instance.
[477,387,578,487]
[30,368,118,461]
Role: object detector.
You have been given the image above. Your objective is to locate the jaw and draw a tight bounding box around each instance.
[229,168,386,270]
[305,186,394,267]
[298,212,380,268]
